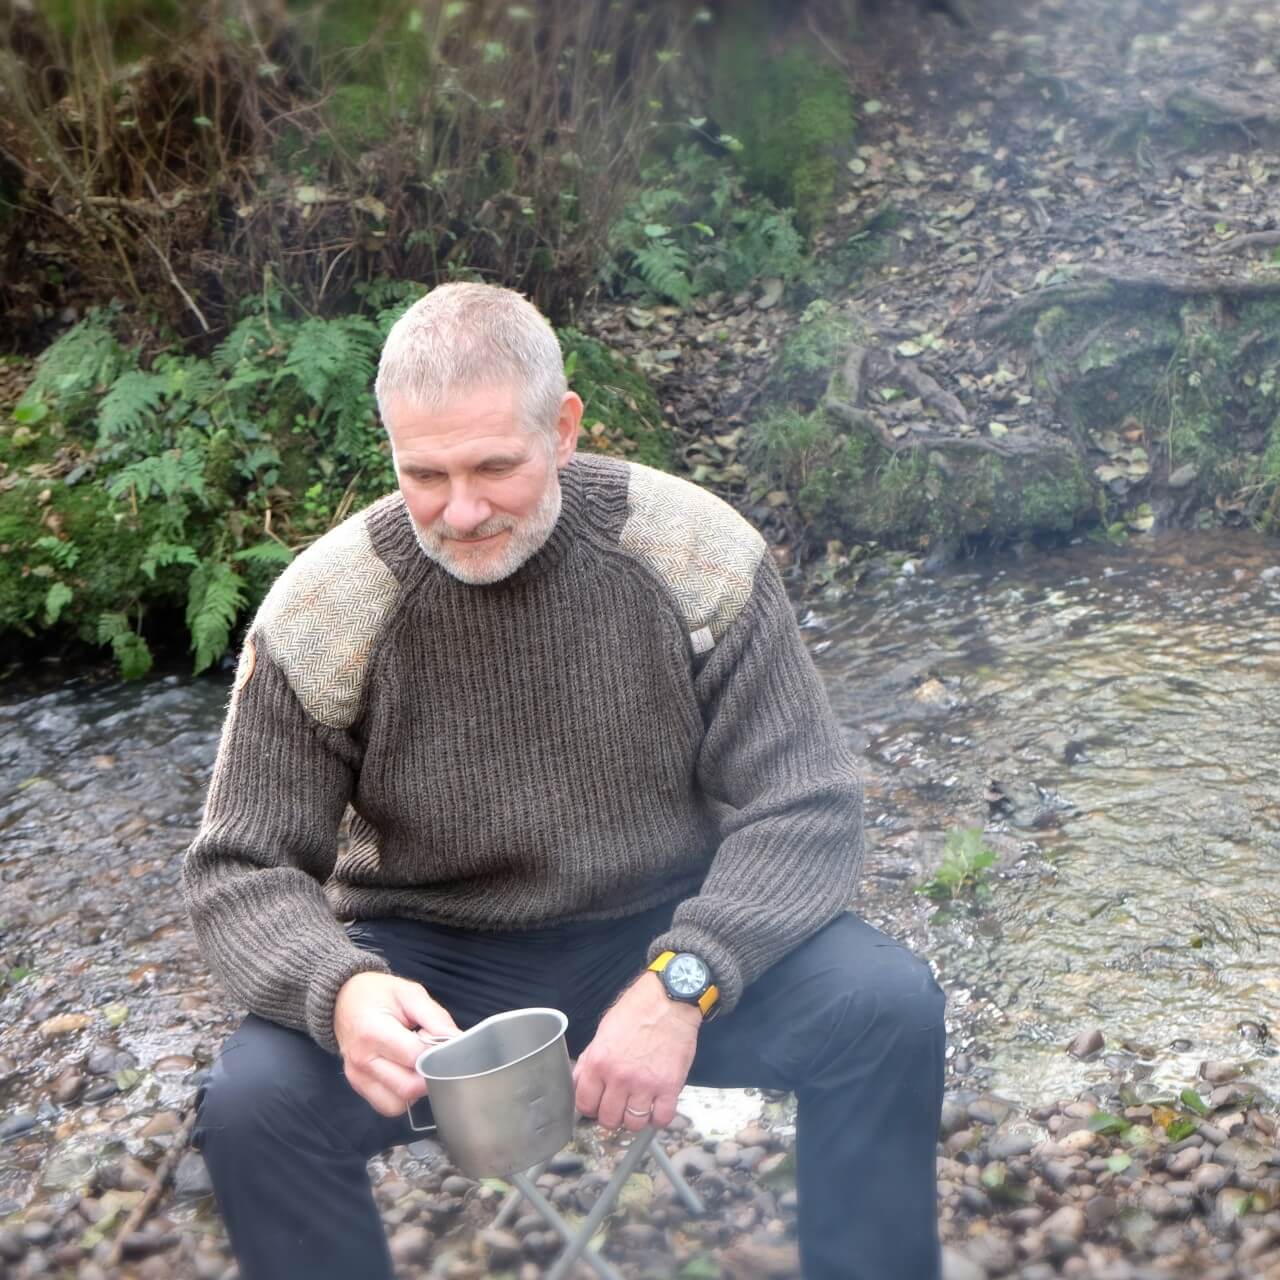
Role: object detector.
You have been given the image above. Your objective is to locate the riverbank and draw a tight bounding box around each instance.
[3,528,1278,1278]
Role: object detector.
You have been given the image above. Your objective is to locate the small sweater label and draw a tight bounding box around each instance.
[690,626,715,655]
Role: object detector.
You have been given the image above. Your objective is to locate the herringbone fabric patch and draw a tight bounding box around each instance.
[254,507,402,728]
[620,463,765,645]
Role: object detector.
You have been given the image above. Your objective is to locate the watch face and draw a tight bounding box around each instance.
[667,953,709,997]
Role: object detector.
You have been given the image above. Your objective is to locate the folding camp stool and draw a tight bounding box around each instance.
[489,1126,705,1280]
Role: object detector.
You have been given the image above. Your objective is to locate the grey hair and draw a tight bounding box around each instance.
[374,283,566,446]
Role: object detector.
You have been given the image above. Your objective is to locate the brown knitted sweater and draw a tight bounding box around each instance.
[182,453,863,1053]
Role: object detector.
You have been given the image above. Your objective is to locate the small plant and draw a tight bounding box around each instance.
[605,144,807,309]
[916,827,997,904]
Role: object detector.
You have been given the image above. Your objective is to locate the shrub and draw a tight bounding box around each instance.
[605,144,807,308]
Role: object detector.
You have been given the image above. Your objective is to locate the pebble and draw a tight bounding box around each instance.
[174,1151,214,1199]
[0,1111,38,1141]
[0,1228,27,1260]
[388,1225,432,1266]
[440,1174,473,1196]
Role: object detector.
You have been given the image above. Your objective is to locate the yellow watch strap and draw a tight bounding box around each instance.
[648,951,720,1017]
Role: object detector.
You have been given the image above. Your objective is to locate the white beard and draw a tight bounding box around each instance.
[409,475,563,585]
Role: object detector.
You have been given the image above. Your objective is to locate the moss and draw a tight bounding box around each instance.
[559,328,672,471]
[748,406,1093,550]
[711,7,854,236]
[325,84,395,156]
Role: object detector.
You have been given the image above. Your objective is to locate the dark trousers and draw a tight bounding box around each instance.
[192,905,945,1280]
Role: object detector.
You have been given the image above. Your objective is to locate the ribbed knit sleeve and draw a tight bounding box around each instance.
[646,554,864,1013]
[182,643,391,1054]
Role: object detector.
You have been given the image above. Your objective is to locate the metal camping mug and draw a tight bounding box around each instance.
[408,1007,575,1178]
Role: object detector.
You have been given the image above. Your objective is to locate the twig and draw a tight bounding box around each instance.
[140,231,210,333]
[106,1105,198,1268]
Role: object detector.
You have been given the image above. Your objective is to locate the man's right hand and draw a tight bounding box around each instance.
[333,971,460,1117]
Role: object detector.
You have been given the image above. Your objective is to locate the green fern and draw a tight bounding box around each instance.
[139,538,201,581]
[632,241,693,307]
[106,448,208,505]
[279,315,380,411]
[232,541,295,568]
[97,369,170,443]
[21,311,128,429]
[43,581,73,627]
[96,611,153,680]
[186,561,247,674]
[32,536,80,570]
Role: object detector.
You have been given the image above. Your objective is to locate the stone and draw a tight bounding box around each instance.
[0,1227,27,1260]
[0,1112,38,1141]
[479,1228,521,1267]
[1194,1163,1229,1193]
[1167,1146,1202,1175]
[988,1130,1038,1160]
[546,1152,584,1176]
[669,1145,717,1178]
[939,1245,985,1280]
[1067,1029,1105,1059]
[174,1152,214,1200]
[440,1175,473,1196]
[388,1226,432,1267]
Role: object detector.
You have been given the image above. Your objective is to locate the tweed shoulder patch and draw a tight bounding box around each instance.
[620,462,766,649]
[252,508,402,728]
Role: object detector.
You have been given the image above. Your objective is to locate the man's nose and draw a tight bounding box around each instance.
[443,483,492,534]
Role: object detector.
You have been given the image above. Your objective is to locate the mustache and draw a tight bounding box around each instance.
[429,516,516,541]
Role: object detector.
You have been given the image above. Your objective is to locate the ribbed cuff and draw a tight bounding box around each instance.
[647,924,745,1016]
[305,946,393,1055]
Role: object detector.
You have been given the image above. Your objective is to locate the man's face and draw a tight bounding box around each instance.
[383,383,580,585]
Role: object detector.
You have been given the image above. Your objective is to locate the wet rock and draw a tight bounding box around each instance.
[440,1174,473,1197]
[81,1079,117,1103]
[614,1223,664,1250]
[388,1225,432,1267]
[85,1045,134,1076]
[1167,1146,1202,1175]
[119,1232,180,1259]
[0,1228,27,1261]
[715,1140,741,1167]
[669,1145,718,1179]
[966,1097,1012,1126]
[0,1111,38,1141]
[479,1227,521,1267]
[174,1151,214,1200]
[1193,1163,1229,1193]
[1200,1060,1242,1085]
[988,1130,1037,1160]
[1213,1187,1252,1233]
[734,1126,773,1149]
[21,1221,54,1247]
[37,1013,93,1040]
[139,1111,181,1138]
[1067,1029,1105,1059]
[53,1068,85,1103]
[546,1151,584,1176]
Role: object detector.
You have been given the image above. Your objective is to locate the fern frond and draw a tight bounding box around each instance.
[97,611,130,644]
[212,314,276,372]
[232,542,295,568]
[25,312,128,429]
[97,370,169,444]
[279,315,380,409]
[632,242,693,307]
[43,581,73,627]
[32,535,80,570]
[186,561,247,674]
[139,538,201,581]
[106,448,208,505]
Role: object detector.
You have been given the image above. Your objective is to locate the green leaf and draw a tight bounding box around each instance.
[114,1067,142,1092]
[679,1259,720,1279]
[1106,1152,1131,1173]
[480,1177,510,1194]
[1165,1117,1196,1142]
[186,561,247,674]
[43,581,73,627]
[104,1003,129,1028]
[112,631,153,681]
[14,397,48,424]
[643,224,671,238]
[140,538,200,581]
[1179,1088,1209,1117]
[34,535,80,569]
[1088,1111,1131,1136]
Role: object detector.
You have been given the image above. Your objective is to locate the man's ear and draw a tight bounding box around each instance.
[554,391,583,468]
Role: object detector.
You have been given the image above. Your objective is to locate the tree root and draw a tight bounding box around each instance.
[977,267,1280,334]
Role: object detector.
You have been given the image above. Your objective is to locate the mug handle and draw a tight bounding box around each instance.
[406,1032,454,1132]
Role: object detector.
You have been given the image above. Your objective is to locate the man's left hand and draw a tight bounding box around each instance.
[573,972,702,1132]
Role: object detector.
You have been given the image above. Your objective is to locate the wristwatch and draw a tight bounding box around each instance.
[648,950,720,1019]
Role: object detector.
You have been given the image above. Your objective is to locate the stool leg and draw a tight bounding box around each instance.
[649,1141,705,1215]
[545,1129,657,1280]
[510,1172,622,1280]
[494,1160,546,1229]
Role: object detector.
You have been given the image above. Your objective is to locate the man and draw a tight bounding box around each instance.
[184,282,945,1280]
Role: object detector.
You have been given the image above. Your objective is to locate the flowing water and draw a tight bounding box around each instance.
[813,529,1280,1107]
[1,530,1278,1168]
